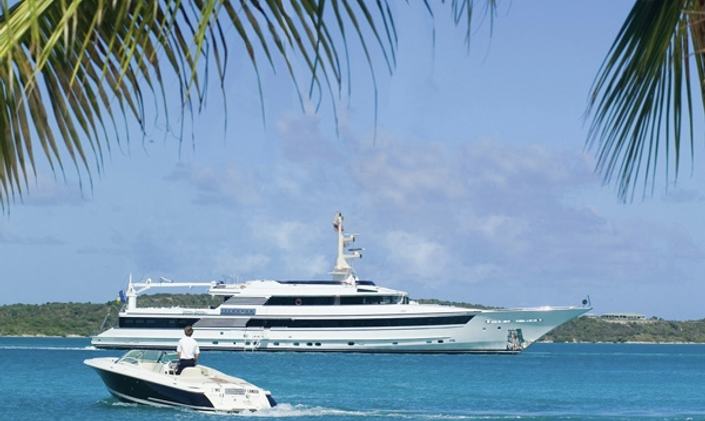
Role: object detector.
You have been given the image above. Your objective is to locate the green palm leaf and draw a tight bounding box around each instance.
[0,0,494,209]
[588,0,704,200]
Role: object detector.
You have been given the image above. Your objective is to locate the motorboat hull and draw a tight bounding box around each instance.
[90,363,216,410]
[85,356,275,412]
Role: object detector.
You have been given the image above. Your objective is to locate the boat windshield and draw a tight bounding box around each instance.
[118,350,177,364]
[158,351,179,363]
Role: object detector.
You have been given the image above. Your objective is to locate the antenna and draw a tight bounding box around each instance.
[126,273,137,311]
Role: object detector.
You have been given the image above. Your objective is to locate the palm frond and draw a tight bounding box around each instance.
[0,0,495,209]
[587,0,704,200]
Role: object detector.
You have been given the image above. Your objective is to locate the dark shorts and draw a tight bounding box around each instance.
[176,358,196,375]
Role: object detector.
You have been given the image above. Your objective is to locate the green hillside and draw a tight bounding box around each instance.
[0,294,220,337]
[0,302,120,336]
[542,316,705,343]
[414,298,499,310]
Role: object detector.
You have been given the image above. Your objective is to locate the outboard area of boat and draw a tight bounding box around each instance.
[85,349,276,412]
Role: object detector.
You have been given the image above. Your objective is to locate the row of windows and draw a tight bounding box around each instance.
[266,296,335,306]
[119,317,200,329]
[245,315,473,328]
[202,339,454,347]
[277,280,376,286]
[119,314,473,329]
[341,296,409,305]
[264,295,409,306]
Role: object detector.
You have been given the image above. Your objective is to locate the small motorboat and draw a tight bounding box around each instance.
[85,349,276,412]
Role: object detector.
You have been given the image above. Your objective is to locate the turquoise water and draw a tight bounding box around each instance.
[2,338,705,420]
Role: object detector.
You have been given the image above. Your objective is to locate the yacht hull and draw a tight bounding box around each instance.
[92,306,588,353]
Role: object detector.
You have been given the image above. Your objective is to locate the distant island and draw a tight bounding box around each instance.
[2,295,704,343]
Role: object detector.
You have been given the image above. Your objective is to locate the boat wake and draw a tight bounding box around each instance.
[103,400,140,408]
[101,400,522,419]
[99,401,701,419]
[239,403,368,417]
[229,404,524,419]
[216,405,702,419]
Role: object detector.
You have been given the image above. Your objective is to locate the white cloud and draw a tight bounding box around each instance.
[276,112,340,163]
[0,232,64,246]
[166,163,263,206]
[282,253,329,279]
[213,252,271,278]
[383,230,450,279]
[19,174,86,207]
[253,220,317,252]
[662,188,705,203]
[458,213,530,253]
[247,218,331,278]
[352,141,465,207]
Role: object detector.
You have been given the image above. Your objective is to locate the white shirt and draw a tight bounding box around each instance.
[177,336,200,360]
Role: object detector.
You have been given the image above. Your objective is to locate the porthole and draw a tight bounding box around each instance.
[294,297,303,306]
[347,342,355,346]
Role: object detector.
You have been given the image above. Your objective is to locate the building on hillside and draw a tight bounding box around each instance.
[588,313,649,324]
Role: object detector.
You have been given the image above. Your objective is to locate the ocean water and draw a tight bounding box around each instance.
[1,338,705,420]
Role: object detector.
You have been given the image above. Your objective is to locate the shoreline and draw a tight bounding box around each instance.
[1,335,703,345]
[539,340,705,345]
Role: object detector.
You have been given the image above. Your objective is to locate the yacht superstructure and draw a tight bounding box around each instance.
[92,213,590,353]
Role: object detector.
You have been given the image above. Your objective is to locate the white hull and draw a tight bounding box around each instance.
[93,307,588,353]
[85,354,275,412]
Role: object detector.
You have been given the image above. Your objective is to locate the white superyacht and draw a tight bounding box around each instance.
[92,213,590,353]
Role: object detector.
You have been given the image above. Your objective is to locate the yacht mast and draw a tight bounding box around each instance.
[331,212,362,284]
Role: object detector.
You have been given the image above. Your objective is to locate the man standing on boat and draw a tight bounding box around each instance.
[176,325,200,374]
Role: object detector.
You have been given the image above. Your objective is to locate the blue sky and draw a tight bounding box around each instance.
[2,1,705,319]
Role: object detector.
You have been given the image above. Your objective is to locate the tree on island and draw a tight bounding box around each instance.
[0,1,700,207]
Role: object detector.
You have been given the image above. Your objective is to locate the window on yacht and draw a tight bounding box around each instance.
[262,294,408,306]
[340,295,403,305]
[246,315,473,328]
[119,317,201,328]
[264,296,335,306]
